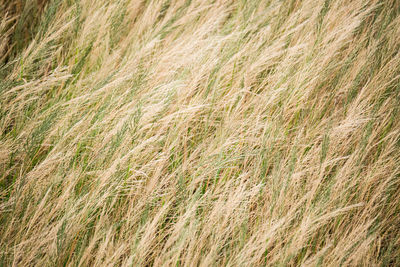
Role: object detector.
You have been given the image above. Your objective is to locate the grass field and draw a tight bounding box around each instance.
[1,0,400,265]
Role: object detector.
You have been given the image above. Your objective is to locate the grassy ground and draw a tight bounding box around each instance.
[1,0,400,265]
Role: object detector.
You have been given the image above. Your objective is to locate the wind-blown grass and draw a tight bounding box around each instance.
[1,0,400,265]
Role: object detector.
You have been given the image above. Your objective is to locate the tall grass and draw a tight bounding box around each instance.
[1,0,400,265]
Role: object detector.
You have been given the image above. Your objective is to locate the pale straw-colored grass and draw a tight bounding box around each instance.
[1,0,400,265]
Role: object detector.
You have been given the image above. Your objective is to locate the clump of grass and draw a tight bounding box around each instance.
[1,0,400,265]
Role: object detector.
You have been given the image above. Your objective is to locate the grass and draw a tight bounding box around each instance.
[1,0,400,265]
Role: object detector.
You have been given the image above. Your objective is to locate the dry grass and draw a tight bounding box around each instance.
[1,0,400,265]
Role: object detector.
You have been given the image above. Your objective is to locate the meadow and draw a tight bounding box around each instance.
[1,0,400,265]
